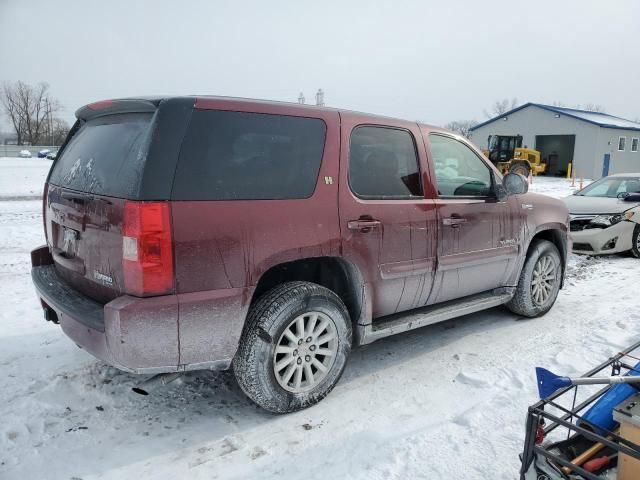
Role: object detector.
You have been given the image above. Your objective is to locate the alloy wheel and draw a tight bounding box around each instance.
[531,255,557,305]
[273,311,338,393]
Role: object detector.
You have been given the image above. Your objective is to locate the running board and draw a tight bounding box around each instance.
[360,290,514,344]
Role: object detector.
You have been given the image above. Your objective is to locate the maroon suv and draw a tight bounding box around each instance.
[31,96,569,412]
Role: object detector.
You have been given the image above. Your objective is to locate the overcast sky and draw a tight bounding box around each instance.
[1,0,638,129]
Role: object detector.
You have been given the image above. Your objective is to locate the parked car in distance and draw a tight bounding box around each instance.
[564,174,640,257]
[37,149,51,158]
[30,96,569,413]
[18,149,32,158]
[46,151,57,160]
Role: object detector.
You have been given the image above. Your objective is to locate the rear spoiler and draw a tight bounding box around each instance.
[75,98,160,121]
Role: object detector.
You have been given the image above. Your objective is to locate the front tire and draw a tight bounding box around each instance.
[233,282,351,413]
[506,239,562,318]
[510,163,531,177]
[631,224,640,258]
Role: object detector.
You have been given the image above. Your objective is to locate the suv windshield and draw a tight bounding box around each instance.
[576,176,640,198]
[49,113,153,198]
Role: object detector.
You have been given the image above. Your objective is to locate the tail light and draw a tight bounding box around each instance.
[122,201,174,296]
[43,183,48,243]
[87,99,114,110]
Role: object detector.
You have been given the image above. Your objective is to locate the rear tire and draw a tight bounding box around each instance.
[631,224,640,259]
[510,163,530,177]
[233,281,351,413]
[506,239,562,318]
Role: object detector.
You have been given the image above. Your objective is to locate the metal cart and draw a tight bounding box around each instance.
[520,339,640,479]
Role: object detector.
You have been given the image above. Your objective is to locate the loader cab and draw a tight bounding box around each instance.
[486,135,523,164]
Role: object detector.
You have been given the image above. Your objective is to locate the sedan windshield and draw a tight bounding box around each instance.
[576,176,640,198]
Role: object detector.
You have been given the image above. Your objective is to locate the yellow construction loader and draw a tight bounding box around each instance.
[482,135,547,176]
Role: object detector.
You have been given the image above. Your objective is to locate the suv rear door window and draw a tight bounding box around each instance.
[172,110,326,200]
[429,134,493,197]
[348,126,422,199]
[49,113,153,198]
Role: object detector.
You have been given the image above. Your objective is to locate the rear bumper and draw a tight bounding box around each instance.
[569,221,635,255]
[31,246,248,374]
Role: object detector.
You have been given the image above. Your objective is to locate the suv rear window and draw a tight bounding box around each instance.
[49,113,153,198]
[172,110,326,200]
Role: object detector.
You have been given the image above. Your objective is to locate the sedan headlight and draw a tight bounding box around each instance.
[590,214,624,227]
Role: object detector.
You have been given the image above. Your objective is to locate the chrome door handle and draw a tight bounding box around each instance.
[347,219,381,232]
[443,217,467,228]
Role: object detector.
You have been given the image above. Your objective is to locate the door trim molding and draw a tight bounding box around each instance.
[438,245,519,271]
[380,257,435,279]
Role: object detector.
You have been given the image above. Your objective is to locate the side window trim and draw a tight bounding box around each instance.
[428,133,497,200]
[348,124,424,200]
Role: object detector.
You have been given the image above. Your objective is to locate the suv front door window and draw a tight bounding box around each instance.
[428,133,520,302]
[431,134,493,197]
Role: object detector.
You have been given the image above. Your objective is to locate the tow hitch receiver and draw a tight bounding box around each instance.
[43,304,59,324]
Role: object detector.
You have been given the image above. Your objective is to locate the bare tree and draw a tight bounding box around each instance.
[583,103,605,113]
[444,120,478,139]
[553,101,605,113]
[483,98,518,119]
[1,81,64,145]
[1,83,27,144]
[49,118,70,145]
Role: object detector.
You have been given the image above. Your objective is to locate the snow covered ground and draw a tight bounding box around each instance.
[1,158,636,480]
[0,157,52,200]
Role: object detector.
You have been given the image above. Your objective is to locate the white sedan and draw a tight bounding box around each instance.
[18,149,32,158]
[564,173,640,257]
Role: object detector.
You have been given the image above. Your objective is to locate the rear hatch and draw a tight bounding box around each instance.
[46,104,158,303]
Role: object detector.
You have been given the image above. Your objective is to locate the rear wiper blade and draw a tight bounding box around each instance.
[61,191,94,203]
[61,192,114,206]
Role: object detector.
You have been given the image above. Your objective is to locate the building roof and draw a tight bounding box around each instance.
[470,102,640,132]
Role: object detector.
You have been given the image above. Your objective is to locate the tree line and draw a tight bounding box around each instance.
[1,81,70,146]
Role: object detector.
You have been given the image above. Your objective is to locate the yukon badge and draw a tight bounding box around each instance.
[94,270,114,286]
[500,239,517,247]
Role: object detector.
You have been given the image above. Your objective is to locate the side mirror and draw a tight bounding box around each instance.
[624,193,640,202]
[503,172,529,195]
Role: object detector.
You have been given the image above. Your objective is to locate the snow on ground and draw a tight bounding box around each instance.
[0,157,53,200]
[0,162,634,480]
[528,175,592,198]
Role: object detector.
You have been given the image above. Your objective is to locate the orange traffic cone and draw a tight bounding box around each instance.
[528,170,533,184]
[571,171,576,187]
[579,176,584,190]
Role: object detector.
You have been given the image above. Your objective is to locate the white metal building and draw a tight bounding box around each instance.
[469,103,640,179]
